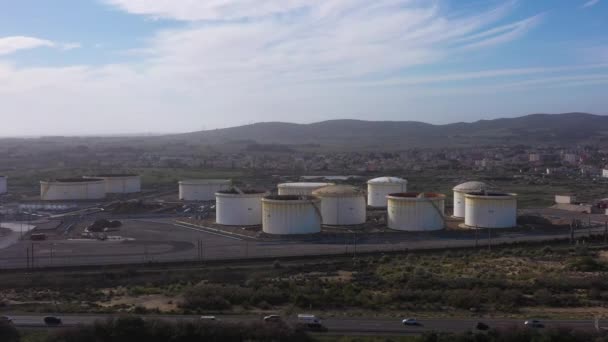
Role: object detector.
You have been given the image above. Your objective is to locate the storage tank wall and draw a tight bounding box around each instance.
[262,199,322,234]
[216,193,266,225]
[319,196,366,225]
[180,182,231,201]
[367,183,407,207]
[464,195,517,228]
[387,195,444,231]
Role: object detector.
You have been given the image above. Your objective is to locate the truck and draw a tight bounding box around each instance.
[297,314,322,328]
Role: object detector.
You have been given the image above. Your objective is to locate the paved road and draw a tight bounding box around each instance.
[3,314,600,335]
[0,211,605,269]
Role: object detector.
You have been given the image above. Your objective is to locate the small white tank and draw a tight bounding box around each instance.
[0,176,6,194]
[40,178,106,201]
[179,179,231,201]
[215,189,268,226]
[85,174,141,194]
[277,182,334,196]
[464,192,517,229]
[367,177,407,207]
[262,195,322,235]
[452,181,491,218]
[387,192,445,231]
[312,185,366,225]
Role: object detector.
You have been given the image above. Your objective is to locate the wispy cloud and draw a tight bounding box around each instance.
[0,36,55,56]
[582,0,600,8]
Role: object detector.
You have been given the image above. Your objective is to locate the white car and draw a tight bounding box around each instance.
[200,316,218,321]
[402,318,419,326]
[524,319,543,328]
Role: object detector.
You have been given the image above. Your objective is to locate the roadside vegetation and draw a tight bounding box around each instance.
[2,240,608,319]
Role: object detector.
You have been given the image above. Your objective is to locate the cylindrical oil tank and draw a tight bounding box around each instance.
[40,178,106,201]
[215,189,268,226]
[85,174,141,193]
[0,176,6,194]
[277,182,334,196]
[452,181,491,218]
[367,177,407,207]
[387,192,445,231]
[464,192,517,228]
[179,179,231,201]
[262,195,322,235]
[312,185,366,225]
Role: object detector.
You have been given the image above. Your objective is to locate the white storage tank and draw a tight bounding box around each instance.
[452,181,491,218]
[464,192,517,229]
[0,176,6,194]
[277,182,334,196]
[387,192,445,231]
[312,185,366,226]
[262,195,322,235]
[179,179,231,201]
[85,174,141,194]
[367,177,407,207]
[40,178,106,201]
[215,189,268,226]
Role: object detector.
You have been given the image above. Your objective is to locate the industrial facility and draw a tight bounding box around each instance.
[367,177,408,207]
[277,182,334,196]
[0,176,6,194]
[179,179,231,201]
[85,174,141,194]
[452,181,491,218]
[387,192,445,231]
[464,192,517,229]
[312,185,366,226]
[262,195,322,235]
[215,189,268,226]
[40,178,106,201]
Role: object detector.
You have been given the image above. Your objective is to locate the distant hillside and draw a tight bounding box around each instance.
[170,112,608,149]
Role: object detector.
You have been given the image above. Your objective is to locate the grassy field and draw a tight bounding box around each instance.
[2,239,608,319]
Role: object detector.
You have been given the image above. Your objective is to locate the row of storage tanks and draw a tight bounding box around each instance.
[40,175,141,200]
[180,177,517,235]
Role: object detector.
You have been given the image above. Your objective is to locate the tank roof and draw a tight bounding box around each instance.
[388,192,444,199]
[278,182,333,188]
[312,185,365,197]
[179,179,231,185]
[367,177,407,184]
[217,188,266,195]
[47,178,104,183]
[264,194,318,201]
[453,181,491,191]
[465,191,516,198]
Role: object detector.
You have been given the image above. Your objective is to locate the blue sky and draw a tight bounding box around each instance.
[0,0,606,136]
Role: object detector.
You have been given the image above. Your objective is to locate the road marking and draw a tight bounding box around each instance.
[171,223,244,241]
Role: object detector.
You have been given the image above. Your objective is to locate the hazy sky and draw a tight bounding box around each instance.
[0,0,607,136]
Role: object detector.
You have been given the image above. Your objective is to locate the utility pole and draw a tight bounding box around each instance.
[475,225,479,249]
[26,247,30,269]
[31,243,35,269]
[570,221,575,245]
[487,229,491,252]
[604,221,607,245]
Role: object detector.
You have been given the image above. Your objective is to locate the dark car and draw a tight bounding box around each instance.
[476,322,489,330]
[0,316,12,324]
[44,316,62,325]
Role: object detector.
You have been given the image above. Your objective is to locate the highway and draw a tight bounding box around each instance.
[3,314,600,335]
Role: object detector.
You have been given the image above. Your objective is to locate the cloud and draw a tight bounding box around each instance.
[0,36,55,56]
[582,0,600,8]
[0,1,557,135]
